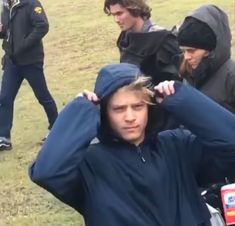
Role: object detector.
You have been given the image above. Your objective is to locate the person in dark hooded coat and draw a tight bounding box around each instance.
[29,63,235,226]
[103,0,181,85]
[177,4,235,114]
[177,5,235,219]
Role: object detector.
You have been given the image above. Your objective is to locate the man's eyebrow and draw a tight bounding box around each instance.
[111,11,122,15]
[111,101,145,107]
[110,104,126,108]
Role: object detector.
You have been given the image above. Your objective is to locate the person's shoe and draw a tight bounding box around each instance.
[0,137,12,151]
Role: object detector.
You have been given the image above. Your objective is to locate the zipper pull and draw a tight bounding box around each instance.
[141,156,146,163]
[137,147,146,163]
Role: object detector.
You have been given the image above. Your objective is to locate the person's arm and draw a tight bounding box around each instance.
[29,97,100,211]
[16,0,49,55]
[155,81,235,148]
[0,24,5,39]
[0,7,9,39]
[155,81,235,184]
[225,71,235,114]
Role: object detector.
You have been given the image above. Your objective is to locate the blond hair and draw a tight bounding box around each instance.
[121,76,154,105]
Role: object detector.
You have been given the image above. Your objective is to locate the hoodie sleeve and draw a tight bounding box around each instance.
[16,0,49,55]
[162,82,235,183]
[0,25,6,39]
[225,70,235,114]
[0,12,7,39]
[29,97,100,212]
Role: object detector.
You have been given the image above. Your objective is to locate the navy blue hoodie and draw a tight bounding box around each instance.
[29,63,235,226]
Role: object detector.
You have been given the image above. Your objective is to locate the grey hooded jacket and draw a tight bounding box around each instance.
[183,5,235,113]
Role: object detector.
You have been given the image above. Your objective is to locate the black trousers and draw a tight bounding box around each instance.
[0,58,58,138]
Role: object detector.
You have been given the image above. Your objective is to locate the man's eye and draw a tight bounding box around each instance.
[113,107,125,112]
[188,49,197,54]
[133,104,144,110]
[113,12,122,16]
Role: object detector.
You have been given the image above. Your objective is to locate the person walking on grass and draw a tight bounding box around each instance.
[0,0,58,151]
[29,63,235,226]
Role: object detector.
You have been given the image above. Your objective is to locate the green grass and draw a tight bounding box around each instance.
[0,0,234,225]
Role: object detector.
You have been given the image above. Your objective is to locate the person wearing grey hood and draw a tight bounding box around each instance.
[177,4,235,220]
[177,4,235,114]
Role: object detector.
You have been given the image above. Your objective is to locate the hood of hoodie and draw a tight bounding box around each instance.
[93,63,165,144]
[186,4,231,72]
[94,63,142,100]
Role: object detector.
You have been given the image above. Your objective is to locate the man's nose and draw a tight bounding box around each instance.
[125,109,135,122]
[114,15,120,23]
[184,51,192,60]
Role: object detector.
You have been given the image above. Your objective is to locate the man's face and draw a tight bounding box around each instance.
[107,87,149,145]
[180,47,209,69]
[109,4,142,31]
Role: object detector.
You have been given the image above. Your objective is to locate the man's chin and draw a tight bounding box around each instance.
[191,65,198,70]
[119,25,128,31]
[122,134,144,145]
[120,27,127,31]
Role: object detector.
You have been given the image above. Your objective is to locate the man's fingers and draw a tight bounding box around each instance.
[169,81,175,94]
[154,81,175,100]
[154,83,163,94]
[78,90,100,103]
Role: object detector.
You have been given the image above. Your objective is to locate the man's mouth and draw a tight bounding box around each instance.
[123,126,139,130]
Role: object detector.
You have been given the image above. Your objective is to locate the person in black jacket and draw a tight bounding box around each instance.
[29,63,235,226]
[103,0,181,85]
[0,0,58,150]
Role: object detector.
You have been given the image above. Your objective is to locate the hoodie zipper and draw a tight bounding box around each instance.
[137,146,146,163]
[9,0,20,19]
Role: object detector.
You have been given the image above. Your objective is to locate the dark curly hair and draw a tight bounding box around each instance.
[103,0,151,19]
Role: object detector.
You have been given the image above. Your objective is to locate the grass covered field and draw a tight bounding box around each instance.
[0,0,234,225]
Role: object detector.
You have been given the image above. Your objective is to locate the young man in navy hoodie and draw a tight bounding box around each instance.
[29,63,235,226]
